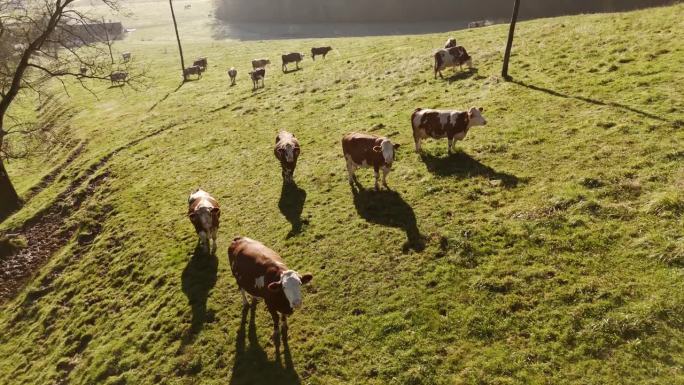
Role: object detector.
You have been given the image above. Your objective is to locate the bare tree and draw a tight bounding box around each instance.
[0,0,142,220]
[502,0,521,80]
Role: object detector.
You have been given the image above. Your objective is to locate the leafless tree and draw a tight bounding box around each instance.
[502,0,521,80]
[0,0,144,220]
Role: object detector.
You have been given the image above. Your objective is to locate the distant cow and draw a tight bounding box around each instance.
[411,107,487,154]
[227,67,237,85]
[434,46,472,79]
[228,237,313,342]
[252,58,271,69]
[188,189,220,254]
[184,4,191,9]
[183,65,202,79]
[444,38,457,49]
[342,133,400,191]
[311,46,332,60]
[274,130,300,183]
[79,66,87,76]
[109,71,128,84]
[193,57,207,72]
[249,68,265,89]
[122,52,131,62]
[282,52,304,72]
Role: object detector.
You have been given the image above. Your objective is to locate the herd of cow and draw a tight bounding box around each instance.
[185,36,485,342]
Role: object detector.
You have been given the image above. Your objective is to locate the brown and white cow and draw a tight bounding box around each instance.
[311,46,332,60]
[251,58,271,69]
[434,46,472,79]
[342,133,400,191]
[282,52,304,72]
[444,38,457,49]
[411,107,487,154]
[274,130,300,183]
[193,57,208,72]
[109,71,128,85]
[188,188,220,253]
[227,67,237,85]
[122,52,131,62]
[183,65,202,79]
[249,68,265,89]
[228,237,313,341]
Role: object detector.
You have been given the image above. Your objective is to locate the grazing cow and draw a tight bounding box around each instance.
[274,130,300,183]
[122,52,131,62]
[227,67,237,85]
[183,65,202,79]
[193,57,207,72]
[444,38,457,49]
[109,71,128,84]
[342,133,400,191]
[251,58,270,69]
[228,237,313,341]
[282,52,304,72]
[311,46,332,60]
[249,68,265,89]
[434,46,472,79]
[188,189,220,253]
[411,107,487,154]
[184,4,191,9]
[79,66,87,76]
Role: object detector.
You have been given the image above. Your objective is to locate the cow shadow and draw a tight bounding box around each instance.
[352,187,425,252]
[420,151,519,187]
[278,181,307,238]
[282,67,302,74]
[446,67,478,82]
[229,303,301,385]
[181,244,218,341]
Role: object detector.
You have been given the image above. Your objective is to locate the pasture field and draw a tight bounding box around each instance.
[1,2,683,385]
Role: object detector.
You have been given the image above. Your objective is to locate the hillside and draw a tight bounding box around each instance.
[1,3,683,385]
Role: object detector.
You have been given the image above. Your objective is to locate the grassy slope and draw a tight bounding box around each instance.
[2,3,684,385]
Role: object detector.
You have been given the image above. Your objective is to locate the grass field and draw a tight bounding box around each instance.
[1,3,683,385]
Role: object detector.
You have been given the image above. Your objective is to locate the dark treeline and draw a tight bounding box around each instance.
[215,0,673,23]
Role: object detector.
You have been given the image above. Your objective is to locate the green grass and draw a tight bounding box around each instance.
[1,3,684,385]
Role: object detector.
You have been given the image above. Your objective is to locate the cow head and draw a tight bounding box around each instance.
[278,143,298,163]
[373,139,400,165]
[268,270,313,309]
[468,107,487,127]
[189,206,219,232]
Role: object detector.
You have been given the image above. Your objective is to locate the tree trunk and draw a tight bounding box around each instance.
[169,0,186,80]
[502,0,521,80]
[0,156,21,221]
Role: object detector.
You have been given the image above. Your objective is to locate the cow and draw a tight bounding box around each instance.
[122,52,131,62]
[79,66,87,76]
[342,133,400,191]
[249,68,265,89]
[434,46,472,79]
[274,130,300,183]
[282,52,304,72]
[228,237,313,342]
[411,107,487,154]
[311,46,333,60]
[227,67,237,85]
[251,58,270,69]
[109,71,128,85]
[193,57,207,72]
[444,38,457,49]
[188,188,220,254]
[183,65,202,79]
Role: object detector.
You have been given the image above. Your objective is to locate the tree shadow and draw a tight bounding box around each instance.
[282,67,302,74]
[148,81,185,112]
[229,303,301,385]
[278,181,307,238]
[181,243,218,341]
[352,187,425,252]
[511,79,667,122]
[446,67,478,83]
[420,151,520,188]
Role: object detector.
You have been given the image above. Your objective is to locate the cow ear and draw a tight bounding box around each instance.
[393,143,401,151]
[300,274,313,285]
[211,207,220,214]
[478,107,484,112]
[268,282,282,292]
[372,146,382,153]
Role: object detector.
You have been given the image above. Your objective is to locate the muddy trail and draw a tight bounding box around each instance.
[0,122,179,304]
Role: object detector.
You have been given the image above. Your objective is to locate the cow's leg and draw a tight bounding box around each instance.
[448,137,454,154]
[345,157,356,185]
[210,229,217,255]
[281,314,288,336]
[268,305,280,343]
[382,167,390,189]
[414,135,422,152]
[374,169,380,191]
[198,231,208,251]
[240,288,249,307]
[296,61,299,69]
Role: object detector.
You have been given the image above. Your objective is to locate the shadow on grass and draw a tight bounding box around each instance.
[148,81,185,112]
[420,151,520,188]
[511,79,667,122]
[446,67,478,82]
[230,303,300,385]
[278,181,307,238]
[181,243,218,341]
[352,187,425,252]
[282,67,302,74]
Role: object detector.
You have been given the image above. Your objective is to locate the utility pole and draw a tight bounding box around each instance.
[502,0,521,80]
[168,0,186,80]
